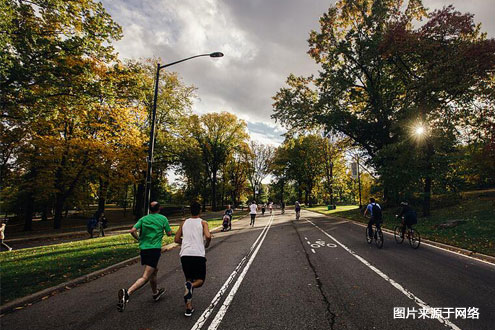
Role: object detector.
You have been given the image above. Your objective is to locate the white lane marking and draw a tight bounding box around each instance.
[305,219,462,330]
[311,249,316,254]
[207,216,275,330]
[190,215,274,330]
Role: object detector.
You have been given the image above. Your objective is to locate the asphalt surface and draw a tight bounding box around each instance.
[1,210,494,330]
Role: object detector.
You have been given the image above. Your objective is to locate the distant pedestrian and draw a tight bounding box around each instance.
[117,201,172,312]
[269,202,273,215]
[261,203,266,216]
[249,201,258,226]
[87,213,98,238]
[281,201,286,214]
[0,218,12,251]
[224,204,233,231]
[98,212,108,237]
[174,201,212,317]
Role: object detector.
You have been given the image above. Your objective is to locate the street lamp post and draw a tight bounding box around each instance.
[144,52,224,215]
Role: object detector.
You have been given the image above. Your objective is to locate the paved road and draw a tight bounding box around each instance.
[1,210,494,329]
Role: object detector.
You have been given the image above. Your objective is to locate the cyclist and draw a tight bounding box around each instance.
[397,201,417,238]
[363,198,382,239]
[295,201,301,220]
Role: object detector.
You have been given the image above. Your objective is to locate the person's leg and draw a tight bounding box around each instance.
[252,214,256,226]
[128,266,156,295]
[149,267,159,294]
[1,240,12,251]
[367,218,374,238]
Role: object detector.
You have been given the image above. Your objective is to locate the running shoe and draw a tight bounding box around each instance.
[184,281,193,302]
[185,308,195,317]
[153,288,165,302]
[117,288,129,312]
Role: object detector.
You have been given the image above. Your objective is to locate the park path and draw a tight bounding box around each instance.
[1,210,493,329]
[4,210,237,250]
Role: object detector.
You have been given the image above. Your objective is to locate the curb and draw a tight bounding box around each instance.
[0,242,179,315]
[305,209,495,265]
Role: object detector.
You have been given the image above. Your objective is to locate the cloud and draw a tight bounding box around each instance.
[101,0,495,146]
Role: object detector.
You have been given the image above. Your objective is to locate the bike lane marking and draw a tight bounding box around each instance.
[305,218,462,330]
[191,214,274,330]
[206,214,275,330]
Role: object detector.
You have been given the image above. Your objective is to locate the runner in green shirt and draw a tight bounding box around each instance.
[117,201,173,312]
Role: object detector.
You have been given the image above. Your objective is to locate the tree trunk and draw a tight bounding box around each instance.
[134,180,145,219]
[53,193,65,229]
[211,170,218,211]
[23,195,34,231]
[97,178,108,216]
[41,206,49,222]
[422,141,434,217]
[123,184,128,217]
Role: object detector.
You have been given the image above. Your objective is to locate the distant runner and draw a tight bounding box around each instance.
[117,201,172,312]
[174,201,212,317]
[249,201,258,227]
[269,202,273,215]
[1,218,12,251]
[295,201,301,220]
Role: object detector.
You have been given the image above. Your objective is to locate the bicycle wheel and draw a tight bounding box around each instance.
[409,229,421,249]
[375,228,384,249]
[394,226,404,244]
[366,227,372,244]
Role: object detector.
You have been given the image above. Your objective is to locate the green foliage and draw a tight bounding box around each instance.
[272,0,495,214]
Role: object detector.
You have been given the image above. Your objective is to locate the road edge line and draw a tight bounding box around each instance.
[305,219,462,330]
[304,209,495,266]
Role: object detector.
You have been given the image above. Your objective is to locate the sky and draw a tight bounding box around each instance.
[100,0,494,147]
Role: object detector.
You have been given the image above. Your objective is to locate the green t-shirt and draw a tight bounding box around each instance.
[133,213,172,250]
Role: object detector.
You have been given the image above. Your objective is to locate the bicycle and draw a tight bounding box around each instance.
[394,218,420,249]
[365,216,383,248]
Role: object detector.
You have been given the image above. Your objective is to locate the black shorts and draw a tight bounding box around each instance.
[181,256,206,281]
[140,248,161,268]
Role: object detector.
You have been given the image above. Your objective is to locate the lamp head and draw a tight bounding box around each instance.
[209,52,224,58]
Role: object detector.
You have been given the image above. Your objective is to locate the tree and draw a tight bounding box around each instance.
[273,0,495,215]
[184,112,249,210]
[380,5,495,215]
[246,142,274,202]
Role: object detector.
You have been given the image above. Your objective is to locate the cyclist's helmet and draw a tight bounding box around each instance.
[400,201,409,206]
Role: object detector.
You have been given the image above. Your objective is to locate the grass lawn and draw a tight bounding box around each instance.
[307,190,495,256]
[0,216,243,306]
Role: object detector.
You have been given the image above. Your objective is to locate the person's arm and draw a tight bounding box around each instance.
[130,219,141,240]
[130,227,139,240]
[202,220,212,248]
[163,217,173,236]
[363,206,368,217]
[174,223,183,244]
